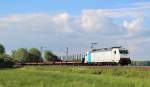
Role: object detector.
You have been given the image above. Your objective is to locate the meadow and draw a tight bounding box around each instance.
[0,66,150,87]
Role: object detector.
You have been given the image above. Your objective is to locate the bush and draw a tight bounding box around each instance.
[0,54,15,68]
[44,50,61,62]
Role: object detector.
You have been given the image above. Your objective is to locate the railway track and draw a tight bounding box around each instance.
[16,62,150,70]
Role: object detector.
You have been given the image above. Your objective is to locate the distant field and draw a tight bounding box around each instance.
[0,66,150,87]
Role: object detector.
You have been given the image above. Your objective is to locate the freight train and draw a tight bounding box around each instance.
[18,46,131,66]
[84,46,131,65]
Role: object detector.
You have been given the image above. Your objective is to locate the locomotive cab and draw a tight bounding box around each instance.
[111,47,131,65]
[118,49,131,65]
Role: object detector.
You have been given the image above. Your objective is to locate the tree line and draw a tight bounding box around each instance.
[0,44,60,67]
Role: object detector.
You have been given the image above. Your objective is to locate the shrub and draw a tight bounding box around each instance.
[0,54,15,68]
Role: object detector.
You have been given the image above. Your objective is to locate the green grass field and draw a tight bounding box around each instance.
[0,66,150,87]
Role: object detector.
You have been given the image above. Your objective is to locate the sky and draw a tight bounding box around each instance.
[0,0,150,60]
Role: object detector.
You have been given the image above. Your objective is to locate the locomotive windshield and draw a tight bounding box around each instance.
[119,50,128,54]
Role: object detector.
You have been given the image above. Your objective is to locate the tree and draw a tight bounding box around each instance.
[0,44,5,54]
[28,48,42,62]
[0,44,15,67]
[0,53,15,67]
[11,50,17,59]
[12,48,29,62]
[44,50,59,61]
[44,50,53,61]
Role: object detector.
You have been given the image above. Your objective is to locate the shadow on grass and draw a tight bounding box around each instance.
[0,65,23,70]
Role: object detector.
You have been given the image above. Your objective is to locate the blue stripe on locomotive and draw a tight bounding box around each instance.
[88,51,92,64]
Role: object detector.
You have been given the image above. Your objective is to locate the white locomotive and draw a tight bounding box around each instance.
[84,46,131,65]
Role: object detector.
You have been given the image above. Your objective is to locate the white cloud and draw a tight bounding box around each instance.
[123,18,144,36]
[52,13,69,23]
[0,12,72,33]
[51,13,72,32]
[80,10,126,36]
[82,2,150,18]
